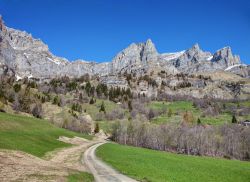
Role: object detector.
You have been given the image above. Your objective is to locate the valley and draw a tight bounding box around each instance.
[0,14,249,182]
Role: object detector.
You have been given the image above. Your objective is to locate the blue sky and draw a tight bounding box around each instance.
[0,0,249,64]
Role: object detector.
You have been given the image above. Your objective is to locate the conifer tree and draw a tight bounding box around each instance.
[232,115,237,123]
[89,97,95,104]
[128,100,132,112]
[197,118,201,125]
[94,123,100,133]
[99,101,106,113]
[168,108,172,117]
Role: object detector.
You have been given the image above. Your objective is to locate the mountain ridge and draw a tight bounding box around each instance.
[0,16,249,79]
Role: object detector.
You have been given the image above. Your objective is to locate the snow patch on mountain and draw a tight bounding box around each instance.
[47,57,64,65]
[161,51,185,61]
[206,56,213,61]
[225,64,246,71]
[16,74,22,81]
[28,74,33,79]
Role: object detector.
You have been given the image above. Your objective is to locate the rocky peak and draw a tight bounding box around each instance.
[173,43,212,69]
[191,43,200,51]
[144,39,157,53]
[142,39,158,63]
[0,15,5,31]
[5,27,49,52]
[0,16,48,52]
[185,43,203,57]
[212,46,241,67]
[215,46,233,58]
[110,39,159,73]
[0,16,248,79]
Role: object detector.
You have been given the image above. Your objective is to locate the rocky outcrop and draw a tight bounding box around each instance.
[225,64,250,78]
[100,75,128,88]
[0,17,111,79]
[164,44,244,74]
[169,44,212,71]
[178,44,211,65]
[110,39,159,74]
[212,47,240,67]
[141,39,159,63]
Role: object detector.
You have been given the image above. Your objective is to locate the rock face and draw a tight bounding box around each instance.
[0,16,248,79]
[110,39,159,74]
[167,44,213,72]
[0,16,110,79]
[212,47,241,67]
[225,64,250,78]
[174,44,212,67]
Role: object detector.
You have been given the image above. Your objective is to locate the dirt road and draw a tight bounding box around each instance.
[0,136,98,181]
[0,136,137,181]
[84,142,138,182]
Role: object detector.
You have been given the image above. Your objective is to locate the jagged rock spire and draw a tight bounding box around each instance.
[192,43,200,50]
[0,15,7,34]
[145,39,158,53]
[212,46,241,66]
[0,15,4,31]
[142,39,158,63]
[188,43,202,53]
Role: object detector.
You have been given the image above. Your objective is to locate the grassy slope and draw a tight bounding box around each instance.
[150,101,193,124]
[81,99,127,132]
[67,172,94,182]
[96,143,250,182]
[97,120,115,133]
[82,99,121,119]
[149,101,250,125]
[0,112,92,157]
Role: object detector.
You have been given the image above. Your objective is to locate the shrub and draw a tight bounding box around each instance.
[27,81,37,88]
[62,118,69,128]
[128,100,132,112]
[182,111,194,124]
[41,96,46,103]
[32,103,42,118]
[66,81,78,91]
[72,103,82,113]
[148,109,155,120]
[13,84,21,92]
[106,109,125,120]
[99,101,106,113]
[52,95,61,106]
[89,97,95,104]
[197,118,201,125]
[94,123,100,133]
[168,108,173,117]
[232,115,237,123]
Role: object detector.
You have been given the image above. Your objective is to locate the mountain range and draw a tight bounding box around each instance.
[0,16,249,80]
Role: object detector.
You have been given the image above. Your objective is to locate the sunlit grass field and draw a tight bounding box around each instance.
[97,143,250,182]
[67,172,94,182]
[0,112,92,157]
[148,101,249,125]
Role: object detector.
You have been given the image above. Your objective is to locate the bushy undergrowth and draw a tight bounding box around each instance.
[111,120,250,160]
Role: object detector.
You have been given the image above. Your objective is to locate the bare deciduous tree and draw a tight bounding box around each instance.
[111,120,250,160]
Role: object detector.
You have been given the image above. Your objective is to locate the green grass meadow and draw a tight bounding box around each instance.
[67,172,94,182]
[96,143,250,182]
[148,101,250,125]
[0,112,92,157]
[82,99,119,119]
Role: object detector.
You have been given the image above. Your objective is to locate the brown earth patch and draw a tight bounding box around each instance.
[0,136,100,182]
